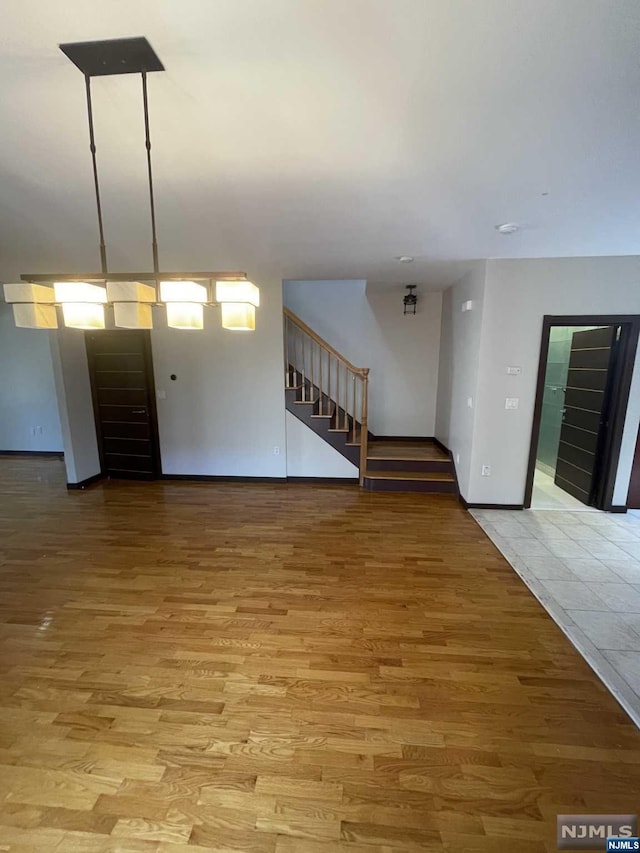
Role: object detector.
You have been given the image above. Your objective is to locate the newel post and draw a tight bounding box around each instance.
[359,368,370,486]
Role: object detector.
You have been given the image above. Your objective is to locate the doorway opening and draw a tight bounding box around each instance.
[85,330,161,480]
[525,316,640,511]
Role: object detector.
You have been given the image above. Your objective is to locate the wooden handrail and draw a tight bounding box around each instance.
[283,307,368,377]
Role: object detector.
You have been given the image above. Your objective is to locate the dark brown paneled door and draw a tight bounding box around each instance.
[85,330,161,480]
[554,326,618,505]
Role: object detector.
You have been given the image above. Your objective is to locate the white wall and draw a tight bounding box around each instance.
[283,280,443,437]
[468,257,640,505]
[285,411,358,478]
[434,263,487,499]
[49,328,101,484]
[151,274,287,477]
[0,300,63,452]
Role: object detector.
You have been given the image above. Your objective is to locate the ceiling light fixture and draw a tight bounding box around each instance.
[403,285,418,315]
[495,223,519,234]
[395,256,414,263]
[3,283,57,329]
[215,280,259,331]
[2,37,259,332]
[53,280,108,330]
[106,281,156,329]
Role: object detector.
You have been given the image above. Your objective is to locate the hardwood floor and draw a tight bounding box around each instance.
[1,456,639,852]
[366,442,449,461]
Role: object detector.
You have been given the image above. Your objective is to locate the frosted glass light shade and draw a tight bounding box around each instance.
[221,303,256,331]
[106,281,156,302]
[3,283,55,304]
[12,303,58,329]
[159,280,207,303]
[215,280,259,307]
[62,302,105,329]
[54,281,107,303]
[166,302,203,329]
[114,302,153,329]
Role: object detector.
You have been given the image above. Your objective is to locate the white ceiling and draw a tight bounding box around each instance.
[1,0,639,290]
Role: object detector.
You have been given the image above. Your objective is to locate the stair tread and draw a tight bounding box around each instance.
[367,455,450,463]
[367,441,448,462]
[364,470,455,482]
[311,405,335,419]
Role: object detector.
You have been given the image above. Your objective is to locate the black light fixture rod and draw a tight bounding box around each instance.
[141,71,160,274]
[84,74,108,274]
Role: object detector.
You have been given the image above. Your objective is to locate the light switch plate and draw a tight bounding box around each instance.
[461,300,474,312]
[157,389,166,400]
[467,397,473,409]
[505,397,519,410]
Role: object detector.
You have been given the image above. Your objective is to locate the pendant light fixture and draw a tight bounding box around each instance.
[53,281,107,329]
[215,280,260,331]
[160,280,208,330]
[2,37,259,332]
[403,284,418,315]
[3,283,57,329]
[106,281,156,329]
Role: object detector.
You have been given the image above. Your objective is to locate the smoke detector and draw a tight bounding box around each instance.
[395,255,414,263]
[495,223,519,234]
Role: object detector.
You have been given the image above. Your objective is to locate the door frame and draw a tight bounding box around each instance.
[85,329,162,480]
[524,314,640,511]
[628,422,640,509]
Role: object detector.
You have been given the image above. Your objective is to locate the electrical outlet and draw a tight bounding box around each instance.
[30,426,36,436]
[37,426,43,435]
[505,397,519,410]
[506,366,521,375]
[273,446,280,455]
[481,465,491,477]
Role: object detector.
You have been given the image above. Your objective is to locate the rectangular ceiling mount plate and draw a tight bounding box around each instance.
[59,37,164,77]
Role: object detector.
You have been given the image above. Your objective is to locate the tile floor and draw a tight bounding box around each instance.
[472,506,640,727]
[532,466,592,510]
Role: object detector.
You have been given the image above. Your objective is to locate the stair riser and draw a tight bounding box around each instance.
[363,478,457,494]
[366,459,453,474]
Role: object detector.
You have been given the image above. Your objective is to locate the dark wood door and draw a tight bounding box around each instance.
[85,330,161,479]
[554,326,617,505]
[628,424,640,509]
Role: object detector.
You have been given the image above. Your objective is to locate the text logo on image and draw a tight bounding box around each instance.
[557,816,638,851]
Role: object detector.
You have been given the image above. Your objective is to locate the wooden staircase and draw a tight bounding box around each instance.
[363,440,457,493]
[284,368,362,467]
[284,308,458,496]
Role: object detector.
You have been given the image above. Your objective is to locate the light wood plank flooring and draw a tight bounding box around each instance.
[0,456,639,852]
